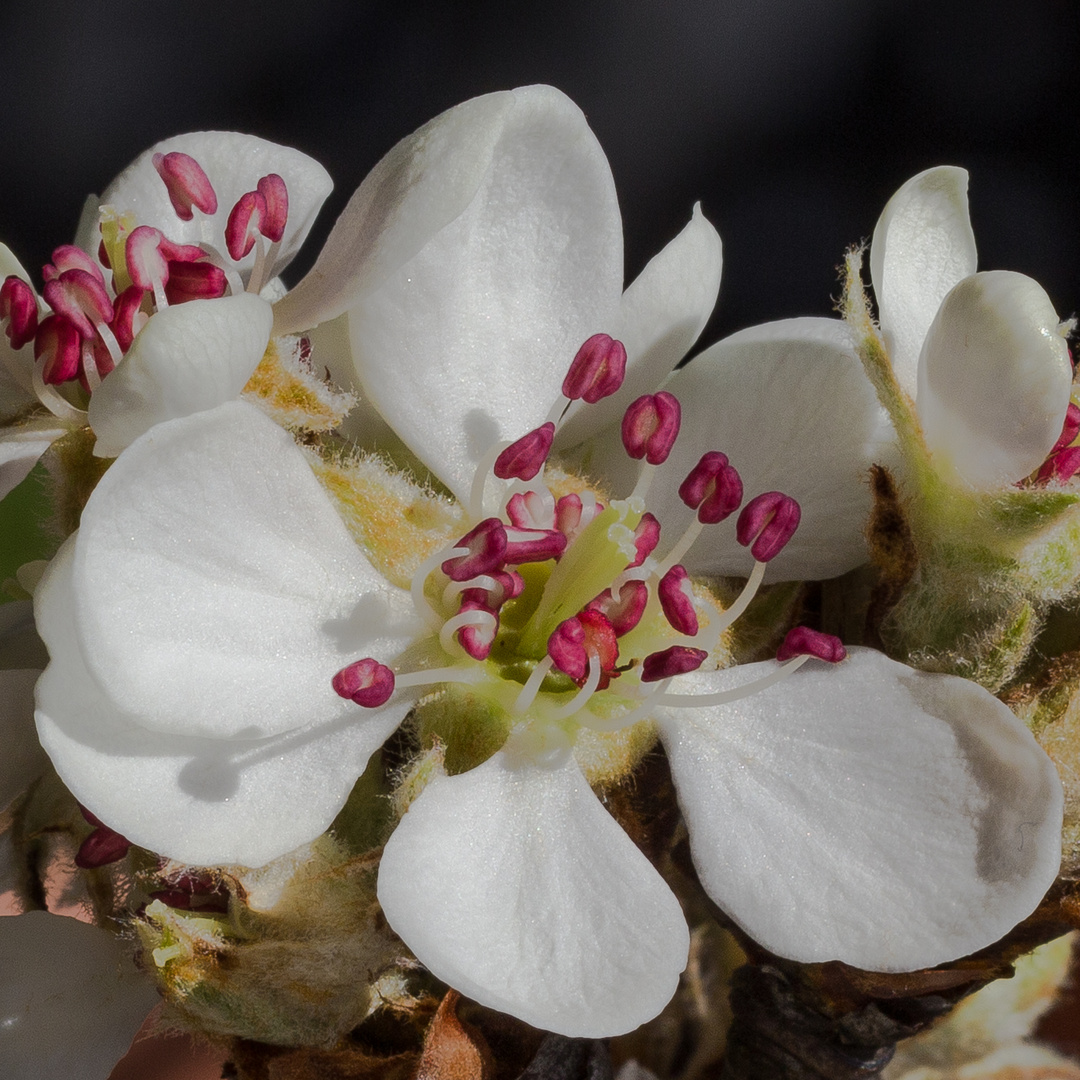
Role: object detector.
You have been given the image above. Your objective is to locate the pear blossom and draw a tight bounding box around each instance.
[0,131,333,495]
[22,88,1066,1043]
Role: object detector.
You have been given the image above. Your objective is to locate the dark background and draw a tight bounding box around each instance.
[0,0,1077,351]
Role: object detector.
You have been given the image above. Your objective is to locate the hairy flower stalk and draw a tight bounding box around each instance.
[0,86,1074,1080]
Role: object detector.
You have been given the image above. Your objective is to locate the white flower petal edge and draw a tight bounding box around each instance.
[557,202,723,448]
[299,85,624,501]
[0,419,70,500]
[87,292,273,457]
[657,648,1063,971]
[0,669,47,812]
[35,534,413,867]
[377,750,689,1038]
[0,911,159,1080]
[77,131,333,283]
[644,317,896,582]
[916,271,1072,489]
[870,165,978,398]
[61,400,420,739]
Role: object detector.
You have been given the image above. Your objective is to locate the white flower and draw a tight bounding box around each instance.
[0,911,159,1080]
[0,130,333,494]
[28,88,1064,1038]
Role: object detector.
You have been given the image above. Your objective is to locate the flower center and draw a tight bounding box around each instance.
[334,335,844,770]
[0,151,290,422]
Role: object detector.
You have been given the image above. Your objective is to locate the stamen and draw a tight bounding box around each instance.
[256,174,288,242]
[412,544,467,629]
[548,651,603,721]
[125,226,171,310]
[34,314,81,384]
[332,658,396,707]
[225,190,268,262]
[621,392,681,465]
[493,422,555,481]
[1038,446,1080,485]
[736,492,801,562]
[585,578,649,636]
[513,656,555,714]
[163,260,228,304]
[43,245,106,285]
[506,489,556,529]
[547,611,617,685]
[0,276,38,349]
[503,527,567,564]
[657,654,811,707]
[657,565,698,635]
[75,816,132,869]
[440,607,499,659]
[42,269,115,341]
[562,333,627,403]
[641,645,709,682]
[679,451,743,523]
[441,518,508,581]
[153,151,218,220]
[776,626,847,663]
[698,559,767,650]
[1051,402,1080,455]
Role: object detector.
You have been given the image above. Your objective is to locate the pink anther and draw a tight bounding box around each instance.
[506,489,555,530]
[504,527,567,564]
[658,564,698,636]
[34,314,81,384]
[628,512,660,568]
[461,570,524,609]
[43,245,105,286]
[257,174,289,243]
[776,627,847,664]
[42,269,115,340]
[0,276,38,349]
[641,645,709,682]
[126,225,171,295]
[548,610,618,686]
[621,391,681,464]
[74,811,132,869]
[1051,402,1080,455]
[586,578,649,636]
[153,151,218,220]
[554,492,603,540]
[225,190,268,261]
[110,285,147,352]
[562,333,627,403]
[494,422,555,481]
[679,451,744,524]
[736,492,801,562]
[332,658,396,707]
[456,600,500,661]
[164,260,228,304]
[441,518,508,581]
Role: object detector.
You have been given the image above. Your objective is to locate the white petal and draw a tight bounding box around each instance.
[657,648,1062,971]
[645,318,895,582]
[0,911,158,1080]
[82,131,333,282]
[0,669,46,812]
[344,85,624,500]
[272,90,516,334]
[557,204,722,448]
[59,401,420,739]
[870,166,978,397]
[0,419,69,500]
[34,538,413,867]
[378,751,689,1036]
[917,271,1072,489]
[87,293,272,457]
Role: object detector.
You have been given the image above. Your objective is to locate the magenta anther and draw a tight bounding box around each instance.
[504,527,567,564]
[225,190,268,261]
[658,565,698,636]
[679,451,744,524]
[34,314,81,384]
[547,610,618,685]
[494,422,555,481]
[42,269,114,340]
[0,276,38,349]
[562,333,627,403]
[628,512,660,567]
[736,492,801,562]
[1051,402,1080,455]
[621,392,681,464]
[153,151,218,220]
[441,518,508,581]
[164,261,228,304]
[456,600,500,661]
[586,578,649,636]
[641,645,709,682]
[332,658,396,707]
[43,245,105,286]
[776,627,847,663]
[257,174,289,242]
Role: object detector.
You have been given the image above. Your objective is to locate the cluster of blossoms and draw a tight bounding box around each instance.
[0,86,1075,1078]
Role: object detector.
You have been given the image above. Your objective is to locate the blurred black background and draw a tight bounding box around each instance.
[0,0,1076,349]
